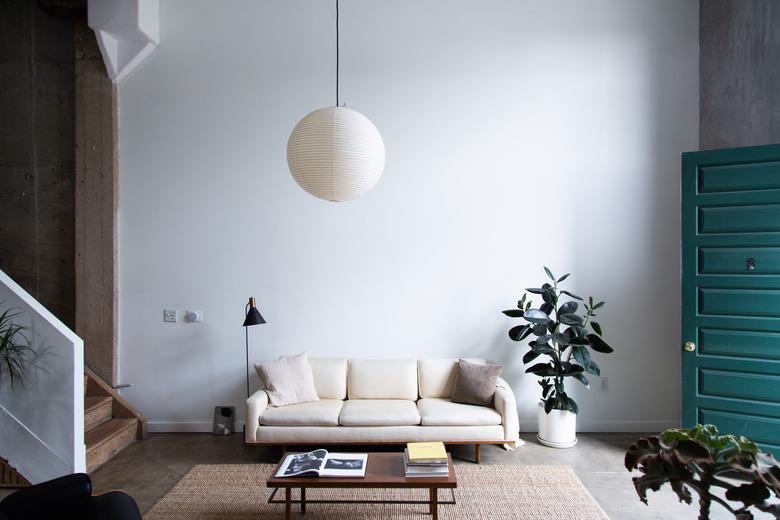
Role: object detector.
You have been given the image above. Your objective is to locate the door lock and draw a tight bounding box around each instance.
[683,341,696,352]
[746,257,755,271]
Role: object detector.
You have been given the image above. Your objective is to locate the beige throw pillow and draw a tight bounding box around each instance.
[255,352,320,407]
[451,359,502,407]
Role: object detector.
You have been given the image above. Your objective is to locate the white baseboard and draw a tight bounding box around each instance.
[149,420,677,434]
[523,419,680,433]
[148,421,246,433]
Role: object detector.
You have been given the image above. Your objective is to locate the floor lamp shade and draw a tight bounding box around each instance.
[287,106,385,202]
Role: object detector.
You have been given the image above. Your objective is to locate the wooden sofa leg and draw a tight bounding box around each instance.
[475,444,481,464]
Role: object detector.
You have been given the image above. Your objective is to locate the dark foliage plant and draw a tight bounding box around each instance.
[503,267,613,414]
[0,307,33,389]
[625,424,780,519]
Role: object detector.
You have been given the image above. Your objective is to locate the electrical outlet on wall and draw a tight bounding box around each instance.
[163,309,178,323]
[601,377,608,390]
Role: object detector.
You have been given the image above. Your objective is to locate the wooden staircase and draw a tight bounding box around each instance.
[84,368,147,473]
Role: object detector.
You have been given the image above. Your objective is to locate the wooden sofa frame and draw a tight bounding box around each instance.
[246,440,509,464]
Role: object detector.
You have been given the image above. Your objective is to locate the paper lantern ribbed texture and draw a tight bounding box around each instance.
[287,106,385,202]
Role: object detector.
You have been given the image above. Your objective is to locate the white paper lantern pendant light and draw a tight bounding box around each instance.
[287,0,385,202]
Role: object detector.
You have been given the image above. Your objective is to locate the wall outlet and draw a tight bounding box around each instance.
[163,309,178,323]
[601,376,608,390]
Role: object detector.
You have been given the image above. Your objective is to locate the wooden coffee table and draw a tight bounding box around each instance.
[267,452,457,519]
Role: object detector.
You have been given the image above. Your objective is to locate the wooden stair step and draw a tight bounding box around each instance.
[84,396,113,432]
[86,418,138,473]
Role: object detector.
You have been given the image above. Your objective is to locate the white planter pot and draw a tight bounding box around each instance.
[537,402,577,448]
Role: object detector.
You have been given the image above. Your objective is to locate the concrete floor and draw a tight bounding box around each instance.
[82,432,747,519]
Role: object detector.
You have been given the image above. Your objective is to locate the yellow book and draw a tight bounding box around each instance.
[407,442,447,462]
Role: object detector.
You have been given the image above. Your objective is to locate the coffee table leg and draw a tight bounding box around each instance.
[285,488,291,520]
[429,488,438,519]
[301,487,306,514]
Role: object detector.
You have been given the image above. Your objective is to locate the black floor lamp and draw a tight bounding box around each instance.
[243,296,266,398]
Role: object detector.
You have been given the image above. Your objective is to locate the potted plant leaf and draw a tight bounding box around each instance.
[503,267,614,448]
[625,424,780,519]
[0,307,33,389]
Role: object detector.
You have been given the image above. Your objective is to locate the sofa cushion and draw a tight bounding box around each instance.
[347,359,418,400]
[451,359,503,406]
[260,399,343,426]
[417,398,502,426]
[339,399,421,426]
[309,357,348,400]
[254,352,319,407]
[418,358,487,398]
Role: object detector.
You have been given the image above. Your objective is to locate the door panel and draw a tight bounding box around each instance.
[699,288,780,317]
[682,144,780,457]
[699,328,780,360]
[698,161,780,193]
[698,204,780,234]
[700,247,780,274]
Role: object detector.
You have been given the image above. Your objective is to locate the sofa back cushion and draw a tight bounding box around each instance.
[348,359,418,400]
[418,358,487,398]
[308,357,348,400]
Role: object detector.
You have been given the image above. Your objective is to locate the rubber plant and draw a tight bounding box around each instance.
[625,424,780,519]
[503,267,613,414]
[0,307,33,389]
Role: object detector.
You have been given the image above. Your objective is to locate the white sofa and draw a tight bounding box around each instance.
[245,358,520,460]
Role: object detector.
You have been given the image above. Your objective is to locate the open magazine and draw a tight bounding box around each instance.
[275,449,368,478]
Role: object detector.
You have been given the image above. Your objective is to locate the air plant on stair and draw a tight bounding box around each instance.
[0,306,34,389]
[625,424,780,519]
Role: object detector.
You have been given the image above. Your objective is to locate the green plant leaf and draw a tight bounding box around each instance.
[526,288,545,295]
[544,266,555,281]
[540,302,554,316]
[508,325,530,341]
[544,398,555,414]
[532,323,547,336]
[572,372,590,389]
[561,290,583,301]
[557,273,571,283]
[559,301,578,315]
[572,345,592,367]
[593,301,606,310]
[525,363,557,377]
[523,350,542,364]
[588,334,614,353]
[503,309,525,318]
[524,309,550,324]
[560,314,583,326]
[586,360,601,376]
[591,321,602,335]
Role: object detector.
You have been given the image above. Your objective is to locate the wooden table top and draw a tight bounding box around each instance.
[267,452,457,489]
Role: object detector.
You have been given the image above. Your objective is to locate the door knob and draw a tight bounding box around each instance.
[683,341,696,352]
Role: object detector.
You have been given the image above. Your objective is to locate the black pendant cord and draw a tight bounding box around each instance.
[335,0,340,107]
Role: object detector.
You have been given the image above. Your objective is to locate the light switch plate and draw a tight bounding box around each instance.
[163,309,178,323]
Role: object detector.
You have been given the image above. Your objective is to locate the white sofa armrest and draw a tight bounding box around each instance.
[245,389,269,443]
[494,377,520,447]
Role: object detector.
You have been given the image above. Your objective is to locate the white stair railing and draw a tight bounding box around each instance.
[0,268,85,483]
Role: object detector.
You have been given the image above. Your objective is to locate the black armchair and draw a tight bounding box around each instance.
[0,473,141,520]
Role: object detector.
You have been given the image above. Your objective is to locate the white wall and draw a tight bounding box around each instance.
[0,269,85,483]
[118,0,698,432]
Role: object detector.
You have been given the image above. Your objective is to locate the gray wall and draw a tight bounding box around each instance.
[700,0,780,149]
[0,1,75,327]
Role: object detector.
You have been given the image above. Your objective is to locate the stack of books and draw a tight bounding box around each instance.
[404,441,449,477]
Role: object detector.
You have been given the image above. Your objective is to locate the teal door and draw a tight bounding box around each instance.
[682,144,780,457]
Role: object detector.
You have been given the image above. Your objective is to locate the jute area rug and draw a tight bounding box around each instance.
[144,464,609,520]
